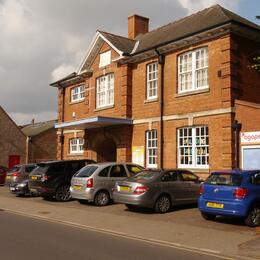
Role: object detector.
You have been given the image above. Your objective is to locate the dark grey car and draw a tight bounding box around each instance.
[113,169,201,213]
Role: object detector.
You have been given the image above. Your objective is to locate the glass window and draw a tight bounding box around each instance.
[178,126,209,168]
[46,163,64,175]
[162,171,178,182]
[146,130,158,168]
[70,138,84,154]
[110,165,127,177]
[126,165,144,174]
[98,167,110,177]
[251,173,260,185]
[147,62,158,100]
[71,85,85,102]
[180,171,198,181]
[96,73,114,108]
[25,166,36,173]
[133,170,160,180]
[75,166,98,178]
[178,48,208,93]
[206,173,243,186]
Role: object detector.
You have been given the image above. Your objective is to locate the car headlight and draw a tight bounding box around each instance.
[17,183,26,187]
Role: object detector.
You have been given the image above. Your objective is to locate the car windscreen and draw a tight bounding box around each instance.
[205,173,243,186]
[7,166,21,173]
[132,171,160,180]
[74,166,98,178]
[30,165,48,175]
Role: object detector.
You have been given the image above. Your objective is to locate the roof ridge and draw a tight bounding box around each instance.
[98,30,136,42]
[139,4,220,38]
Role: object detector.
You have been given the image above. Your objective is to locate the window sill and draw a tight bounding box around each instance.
[94,105,114,112]
[144,98,158,104]
[69,99,85,105]
[178,167,209,172]
[69,152,84,156]
[175,88,209,98]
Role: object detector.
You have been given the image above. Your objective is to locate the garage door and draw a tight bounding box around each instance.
[242,146,260,170]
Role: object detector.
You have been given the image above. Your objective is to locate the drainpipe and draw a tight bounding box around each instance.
[26,136,31,163]
[232,120,241,169]
[155,49,165,170]
[58,85,65,160]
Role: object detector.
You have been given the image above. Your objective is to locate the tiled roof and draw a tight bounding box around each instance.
[21,120,57,137]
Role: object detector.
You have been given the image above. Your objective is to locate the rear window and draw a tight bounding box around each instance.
[75,166,98,178]
[126,165,144,174]
[8,166,21,173]
[25,166,36,173]
[206,174,243,186]
[133,171,160,180]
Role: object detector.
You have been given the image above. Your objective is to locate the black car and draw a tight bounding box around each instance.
[28,160,95,201]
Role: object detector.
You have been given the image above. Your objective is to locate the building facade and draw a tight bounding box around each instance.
[51,5,260,178]
[21,120,57,163]
[0,106,26,168]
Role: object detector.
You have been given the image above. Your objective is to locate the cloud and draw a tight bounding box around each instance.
[177,0,240,14]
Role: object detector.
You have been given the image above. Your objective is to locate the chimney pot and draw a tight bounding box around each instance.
[128,14,149,40]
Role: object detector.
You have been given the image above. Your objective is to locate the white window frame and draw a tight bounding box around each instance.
[147,62,158,100]
[241,145,260,170]
[178,47,208,94]
[71,85,85,102]
[178,126,209,169]
[146,130,158,168]
[99,50,111,68]
[69,138,84,154]
[96,73,114,108]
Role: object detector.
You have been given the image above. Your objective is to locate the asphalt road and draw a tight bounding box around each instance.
[0,210,227,260]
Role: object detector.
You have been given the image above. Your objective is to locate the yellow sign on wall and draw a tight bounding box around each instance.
[132,146,144,167]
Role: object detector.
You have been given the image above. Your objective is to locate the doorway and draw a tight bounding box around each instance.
[8,155,21,168]
[96,139,117,162]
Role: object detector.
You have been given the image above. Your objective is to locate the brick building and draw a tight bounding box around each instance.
[51,5,260,177]
[0,106,26,168]
[21,120,57,163]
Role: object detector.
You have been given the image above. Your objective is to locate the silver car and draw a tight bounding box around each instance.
[70,162,144,206]
[113,169,201,213]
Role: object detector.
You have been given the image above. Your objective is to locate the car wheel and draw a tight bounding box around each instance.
[201,212,216,221]
[154,195,171,213]
[94,191,110,206]
[55,185,71,202]
[244,206,260,227]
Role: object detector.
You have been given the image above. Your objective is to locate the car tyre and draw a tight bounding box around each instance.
[154,195,171,213]
[244,206,260,227]
[55,184,71,202]
[201,212,216,221]
[94,191,110,206]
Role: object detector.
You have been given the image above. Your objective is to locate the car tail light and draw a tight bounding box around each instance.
[12,172,21,177]
[134,185,149,195]
[199,184,204,195]
[41,175,50,181]
[234,187,248,199]
[86,178,93,188]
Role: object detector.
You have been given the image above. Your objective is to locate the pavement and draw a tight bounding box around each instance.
[0,186,259,259]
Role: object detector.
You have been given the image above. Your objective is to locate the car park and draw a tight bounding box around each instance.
[0,166,8,185]
[28,159,95,202]
[70,162,144,206]
[113,169,201,213]
[198,170,260,227]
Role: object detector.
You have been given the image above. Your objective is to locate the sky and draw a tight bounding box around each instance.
[0,0,259,125]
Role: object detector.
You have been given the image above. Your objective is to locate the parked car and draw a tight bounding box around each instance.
[198,170,260,227]
[28,160,95,202]
[5,164,37,187]
[0,166,8,185]
[113,169,201,213]
[70,163,144,206]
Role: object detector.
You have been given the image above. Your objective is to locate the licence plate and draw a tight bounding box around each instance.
[119,186,131,192]
[31,176,38,181]
[5,176,11,180]
[206,202,224,209]
[73,185,82,191]
[10,187,16,191]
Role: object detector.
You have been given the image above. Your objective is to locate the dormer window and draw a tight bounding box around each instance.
[99,51,111,68]
[71,85,85,102]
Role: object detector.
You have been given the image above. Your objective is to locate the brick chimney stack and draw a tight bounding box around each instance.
[128,14,149,39]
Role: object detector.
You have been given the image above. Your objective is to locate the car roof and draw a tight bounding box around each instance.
[211,169,260,175]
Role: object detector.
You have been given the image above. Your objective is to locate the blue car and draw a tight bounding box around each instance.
[198,170,260,227]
